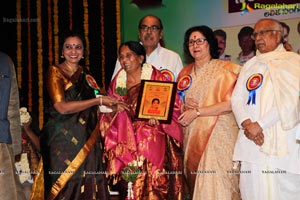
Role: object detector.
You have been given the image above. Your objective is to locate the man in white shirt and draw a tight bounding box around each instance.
[111,15,183,80]
[231,18,300,200]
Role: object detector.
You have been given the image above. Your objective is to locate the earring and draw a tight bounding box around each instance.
[61,54,64,58]
[81,56,84,59]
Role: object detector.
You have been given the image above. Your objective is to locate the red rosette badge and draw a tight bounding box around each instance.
[177,75,192,91]
[177,75,192,102]
[246,73,263,105]
[161,69,175,82]
[86,74,100,95]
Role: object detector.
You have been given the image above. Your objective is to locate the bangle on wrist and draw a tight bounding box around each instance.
[99,96,102,106]
[195,107,201,116]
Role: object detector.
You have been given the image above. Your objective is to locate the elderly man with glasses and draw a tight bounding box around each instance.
[111,14,183,81]
[231,18,300,200]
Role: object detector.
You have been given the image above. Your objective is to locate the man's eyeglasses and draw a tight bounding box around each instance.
[187,38,207,46]
[139,25,161,32]
[251,30,281,40]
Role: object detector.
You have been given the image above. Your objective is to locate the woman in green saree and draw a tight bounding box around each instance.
[40,30,126,200]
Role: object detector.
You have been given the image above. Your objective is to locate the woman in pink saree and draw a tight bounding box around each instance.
[100,41,184,199]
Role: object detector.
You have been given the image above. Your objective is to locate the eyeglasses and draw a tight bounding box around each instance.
[139,25,161,32]
[187,38,207,46]
[251,30,281,40]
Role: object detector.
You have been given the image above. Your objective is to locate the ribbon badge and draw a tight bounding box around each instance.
[177,75,192,103]
[161,69,175,82]
[246,73,263,105]
[86,74,100,95]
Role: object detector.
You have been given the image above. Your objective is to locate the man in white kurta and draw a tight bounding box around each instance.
[111,15,183,80]
[231,18,300,200]
[112,43,183,79]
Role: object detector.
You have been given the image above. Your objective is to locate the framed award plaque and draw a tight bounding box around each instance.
[135,80,177,124]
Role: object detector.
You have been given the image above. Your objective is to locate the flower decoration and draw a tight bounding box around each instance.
[140,63,153,80]
[19,107,31,125]
[121,164,139,183]
[121,156,145,199]
[115,63,153,96]
[121,155,144,183]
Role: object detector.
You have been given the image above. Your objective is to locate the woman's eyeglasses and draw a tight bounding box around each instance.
[187,38,207,46]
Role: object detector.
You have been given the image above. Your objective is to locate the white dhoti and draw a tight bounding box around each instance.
[240,161,300,200]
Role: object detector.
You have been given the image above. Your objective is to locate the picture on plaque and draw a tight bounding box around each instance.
[135,80,177,124]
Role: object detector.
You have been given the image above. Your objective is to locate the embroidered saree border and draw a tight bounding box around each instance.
[47,123,100,200]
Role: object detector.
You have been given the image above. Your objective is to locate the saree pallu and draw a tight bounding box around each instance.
[40,67,109,200]
[100,66,184,199]
[177,59,241,199]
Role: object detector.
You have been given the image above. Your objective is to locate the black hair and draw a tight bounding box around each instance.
[138,14,163,30]
[183,25,219,62]
[213,29,227,40]
[59,30,86,53]
[238,26,254,40]
[118,41,146,64]
[59,30,86,63]
[152,98,160,104]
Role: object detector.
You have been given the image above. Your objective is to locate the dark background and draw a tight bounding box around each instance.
[0,0,118,129]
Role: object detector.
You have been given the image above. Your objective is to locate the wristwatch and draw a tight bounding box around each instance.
[195,107,201,116]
